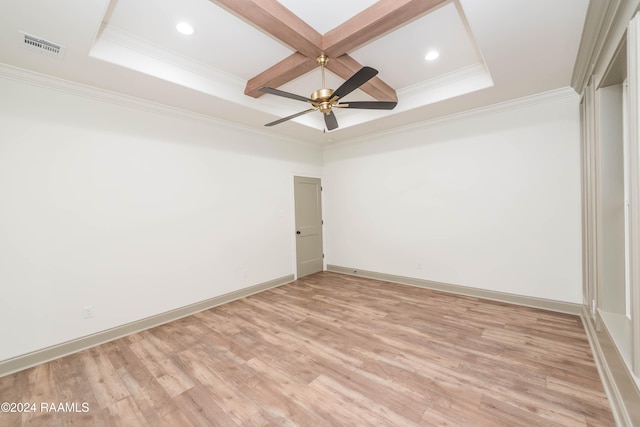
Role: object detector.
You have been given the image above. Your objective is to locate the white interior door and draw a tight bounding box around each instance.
[294,176,323,278]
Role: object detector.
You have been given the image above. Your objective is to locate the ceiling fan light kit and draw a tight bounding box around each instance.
[259,54,397,131]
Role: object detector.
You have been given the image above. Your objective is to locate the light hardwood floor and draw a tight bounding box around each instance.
[0,272,614,426]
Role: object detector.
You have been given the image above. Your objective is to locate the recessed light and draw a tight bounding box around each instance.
[425,50,439,61]
[176,22,194,36]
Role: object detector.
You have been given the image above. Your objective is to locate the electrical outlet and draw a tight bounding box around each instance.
[83,305,94,319]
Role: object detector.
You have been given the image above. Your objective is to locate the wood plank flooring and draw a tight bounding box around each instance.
[0,272,614,426]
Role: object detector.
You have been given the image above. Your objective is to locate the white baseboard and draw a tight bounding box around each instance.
[0,274,294,377]
[581,307,640,426]
[326,265,581,314]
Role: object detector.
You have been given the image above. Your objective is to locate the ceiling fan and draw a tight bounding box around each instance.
[259,55,397,131]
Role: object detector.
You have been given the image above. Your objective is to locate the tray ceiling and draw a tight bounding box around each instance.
[0,0,589,143]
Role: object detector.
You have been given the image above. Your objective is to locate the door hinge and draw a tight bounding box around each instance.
[323,254,325,259]
[322,220,324,225]
[321,186,323,191]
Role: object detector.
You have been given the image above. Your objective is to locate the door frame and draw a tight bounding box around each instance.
[290,173,325,279]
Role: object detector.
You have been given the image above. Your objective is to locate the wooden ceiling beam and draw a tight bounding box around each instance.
[214,0,444,101]
[328,55,398,102]
[211,0,323,57]
[323,0,448,57]
[244,53,317,98]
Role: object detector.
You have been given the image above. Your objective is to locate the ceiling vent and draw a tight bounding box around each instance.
[19,32,66,58]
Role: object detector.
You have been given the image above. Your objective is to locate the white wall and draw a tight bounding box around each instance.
[323,92,583,303]
[0,76,322,361]
[0,71,584,363]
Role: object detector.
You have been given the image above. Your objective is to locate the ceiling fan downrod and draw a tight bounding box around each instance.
[317,54,329,88]
[311,54,334,115]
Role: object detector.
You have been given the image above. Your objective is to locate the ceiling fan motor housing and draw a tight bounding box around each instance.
[311,88,335,114]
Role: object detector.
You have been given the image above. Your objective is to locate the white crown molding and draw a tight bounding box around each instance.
[91,26,259,111]
[95,26,246,92]
[0,62,318,147]
[89,27,498,133]
[92,26,320,127]
[572,0,640,94]
[0,62,576,151]
[398,63,489,94]
[325,86,578,150]
[572,0,616,93]
[395,63,493,109]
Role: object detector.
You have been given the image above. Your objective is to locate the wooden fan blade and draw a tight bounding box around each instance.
[332,66,378,100]
[324,110,338,131]
[259,87,313,103]
[265,108,316,127]
[336,101,397,110]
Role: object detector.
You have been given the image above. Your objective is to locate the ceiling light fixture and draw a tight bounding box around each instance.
[176,22,194,36]
[425,50,439,61]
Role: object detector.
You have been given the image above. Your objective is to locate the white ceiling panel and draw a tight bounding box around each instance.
[107,0,294,79]
[276,0,379,34]
[350,2,480,90]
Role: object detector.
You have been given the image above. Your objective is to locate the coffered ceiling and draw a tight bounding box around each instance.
[0,0,589,144]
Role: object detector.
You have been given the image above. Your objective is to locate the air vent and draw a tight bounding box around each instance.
[19,32,66,58]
